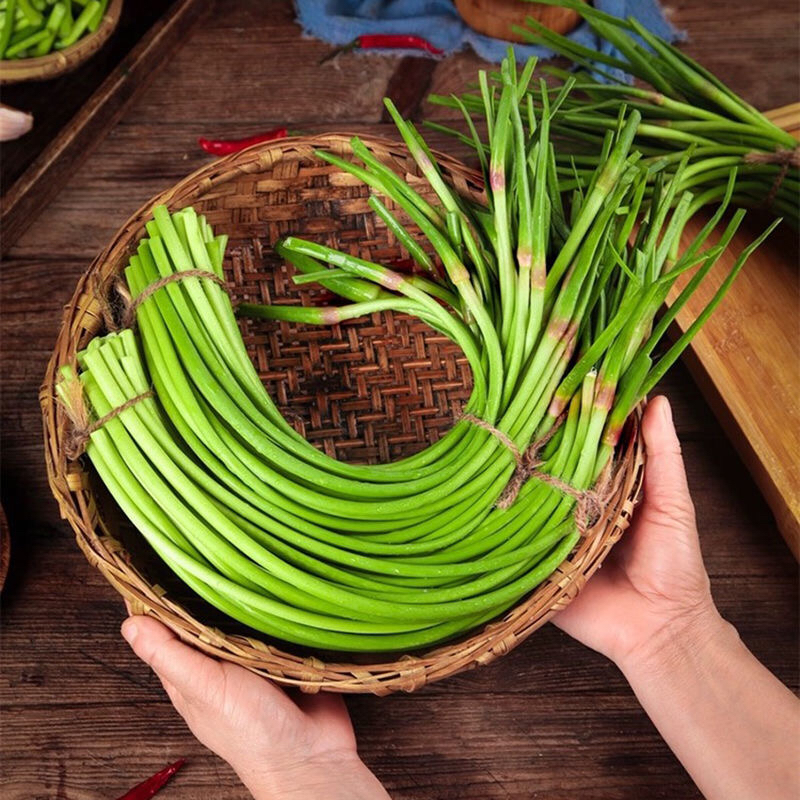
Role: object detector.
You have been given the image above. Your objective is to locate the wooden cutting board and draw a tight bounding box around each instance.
[671,103,800,559]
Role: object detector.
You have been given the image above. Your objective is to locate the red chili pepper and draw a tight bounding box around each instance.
[115,759,186,800]
[357,34,443,54]
[320,34,443,64]
[198,127,288,156]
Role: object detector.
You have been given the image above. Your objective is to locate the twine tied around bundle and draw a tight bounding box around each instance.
[80,268,617,531]
[96,269,227,331]
[459,412,610,536]
[743,147,800,209]
[61,270,228,457]
[61,373,154,460]
[744,147,800,168]
[68,268,230,455]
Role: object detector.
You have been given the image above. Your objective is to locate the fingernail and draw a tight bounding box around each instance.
[122,620,138,646]
[661,397,673,425]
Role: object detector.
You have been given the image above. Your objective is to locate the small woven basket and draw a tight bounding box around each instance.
[0,0,122,84]
[41,134,645,695]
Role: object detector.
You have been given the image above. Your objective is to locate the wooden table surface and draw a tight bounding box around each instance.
[1,2,798,798]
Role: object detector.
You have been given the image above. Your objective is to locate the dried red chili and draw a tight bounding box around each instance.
[114,758,186,800]
[320,34,443,64]
[199,127,288,156]
[357,34,443,54]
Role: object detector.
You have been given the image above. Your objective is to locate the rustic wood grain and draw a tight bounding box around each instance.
[673,211,800,558]
[0,1,798,798]
[381,57,439,121]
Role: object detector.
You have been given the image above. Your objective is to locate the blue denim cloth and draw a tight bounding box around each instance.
[296,0,682,81]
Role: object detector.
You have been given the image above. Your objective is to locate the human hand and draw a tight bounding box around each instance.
[554,395,800,800]
[553,395,723,670]
[121,616,390,800]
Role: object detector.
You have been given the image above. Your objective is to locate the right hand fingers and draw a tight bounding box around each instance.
[638,395,696,531]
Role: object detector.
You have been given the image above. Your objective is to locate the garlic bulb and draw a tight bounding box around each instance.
[0,104,33,142]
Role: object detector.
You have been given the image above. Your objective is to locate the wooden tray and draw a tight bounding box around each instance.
[671,103,800,559]
[0,0,207,256]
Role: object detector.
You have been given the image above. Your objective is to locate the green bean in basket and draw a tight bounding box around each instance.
[0,0,108,59]
[57,51,777,653]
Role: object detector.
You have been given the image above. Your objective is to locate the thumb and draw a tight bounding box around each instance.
[122,615,219,695]
[639,395,696,529]
[122,615,299,720]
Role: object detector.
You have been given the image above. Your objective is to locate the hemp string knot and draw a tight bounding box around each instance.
[61,375,154,460]
[95,269,227,332]
[743,146,800,209]
[459,412,610,536]
[64,269,227,459]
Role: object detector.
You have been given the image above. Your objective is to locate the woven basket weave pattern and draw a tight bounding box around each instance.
[230,201,473,465]
[0,0,122,84]
[42,134,645,695]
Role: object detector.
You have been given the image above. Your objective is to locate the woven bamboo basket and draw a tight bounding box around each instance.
[41,134,645,695]
[0,0,122,84]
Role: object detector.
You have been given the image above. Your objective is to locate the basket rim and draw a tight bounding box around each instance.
[41,133,645,695]
[0,0,122,84]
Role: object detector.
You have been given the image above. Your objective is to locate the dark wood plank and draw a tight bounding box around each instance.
[0,1,797,798]
[121,15,399,126]
[382,57,439,121]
